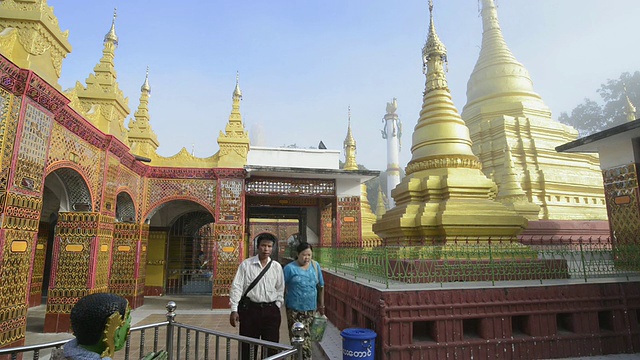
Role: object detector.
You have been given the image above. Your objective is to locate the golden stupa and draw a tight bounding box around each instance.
[360,184,383,247]
[461,0,606,221]
[373,1,527,243]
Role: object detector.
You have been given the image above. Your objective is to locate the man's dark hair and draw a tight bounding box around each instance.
[70,293,128,345]
[256,233,276,245]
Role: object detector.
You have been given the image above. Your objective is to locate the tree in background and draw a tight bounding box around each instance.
[558,71,640,136]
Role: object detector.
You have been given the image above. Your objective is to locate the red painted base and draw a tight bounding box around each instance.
[212,295,229,309]
[324,272,640,360]
[144,286,164,296]
[0,338,25,360]
[125,294,145,309]
[43,313,71,333]
[520,220,610,244]
[28,293,42,307]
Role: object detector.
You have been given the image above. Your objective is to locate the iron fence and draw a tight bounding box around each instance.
[314,236,640,288]
[0,302,302,360]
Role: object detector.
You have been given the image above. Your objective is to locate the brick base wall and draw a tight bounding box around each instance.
[324,272,640,360]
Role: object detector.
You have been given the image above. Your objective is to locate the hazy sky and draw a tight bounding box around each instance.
[49,0,640,171]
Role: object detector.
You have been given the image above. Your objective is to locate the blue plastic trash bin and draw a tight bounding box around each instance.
[341,328,376,360]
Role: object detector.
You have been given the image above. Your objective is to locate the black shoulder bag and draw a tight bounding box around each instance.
[238,259,273,311]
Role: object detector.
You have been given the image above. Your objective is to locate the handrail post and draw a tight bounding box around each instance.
[165,301,177,360]
[291,322,305,360]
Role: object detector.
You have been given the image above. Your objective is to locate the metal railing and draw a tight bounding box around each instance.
[0,302,303,360]
[313,236,640,288]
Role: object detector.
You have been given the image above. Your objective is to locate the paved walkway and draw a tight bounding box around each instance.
[22,296,640,360]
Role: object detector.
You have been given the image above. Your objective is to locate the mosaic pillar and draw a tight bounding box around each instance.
[133,223,149,308]
[320,200,334,247]
[0,195,41,349]
[29,222,49,307]
[212,174,245,309]
[337,196,362,247]
[0,69,61,348]
[603,164,640,270]
[44,212,113,333]
[109,222,140,307]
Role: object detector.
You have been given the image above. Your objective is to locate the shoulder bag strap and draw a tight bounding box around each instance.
[312,260,320,284]
[242,259,273,299]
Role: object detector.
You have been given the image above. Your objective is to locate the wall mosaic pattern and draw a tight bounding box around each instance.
[213,223,243,298]
[102,156,120,215]
[46,212,97,314]
[0,228,33,346]
[46,122,104,211]
[116,166,143,219]
[603,164,639,246]
[93,214,114,292]
[0,89,21,194]
[30,223,48,305]
[145,178,216,218]
[337,196,361,246]
[218,178,243,223]
[109,222,139,298]
[246,177,335,197]
[13,101,53,194]
[320,201,333,246]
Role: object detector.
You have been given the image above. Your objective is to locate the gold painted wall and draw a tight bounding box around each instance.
[145,231,167,289]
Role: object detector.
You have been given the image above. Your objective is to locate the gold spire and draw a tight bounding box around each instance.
[128,67,159,157]
[624,84,636,122]
[406,0,479,175]
[141,66,151,94]
[375,185,387,220]
[104,8,118,46]
[463,0,547,114]
[217,74,250,168]
[343,106,358,170]
[67,9,130,143]
[233,71,242,99]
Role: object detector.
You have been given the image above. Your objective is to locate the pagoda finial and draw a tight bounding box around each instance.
[233,71,242,99]
[104,8,118,46]
[623,83,636,122]
[343,106,358,170]
[421,0,448,87]
[141,66,151,94]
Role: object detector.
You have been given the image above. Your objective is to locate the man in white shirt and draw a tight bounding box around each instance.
[229,233,285,359]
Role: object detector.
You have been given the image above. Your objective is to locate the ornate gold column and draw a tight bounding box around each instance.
[212,170,245,309]
[44,212,114,333]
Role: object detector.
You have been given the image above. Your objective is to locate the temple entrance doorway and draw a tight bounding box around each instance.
[145,200,215,296]
[34,167,93,308]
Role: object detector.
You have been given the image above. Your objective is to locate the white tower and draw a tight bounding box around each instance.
[381,98,402,208]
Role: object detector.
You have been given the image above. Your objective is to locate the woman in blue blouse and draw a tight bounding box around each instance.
[284,242,325,359]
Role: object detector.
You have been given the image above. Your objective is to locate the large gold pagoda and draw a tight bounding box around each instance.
[373,1,527,243]
[461,0,606,221]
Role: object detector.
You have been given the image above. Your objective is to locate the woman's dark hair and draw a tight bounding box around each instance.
[296,242,313,254]
[70,293,128,345]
